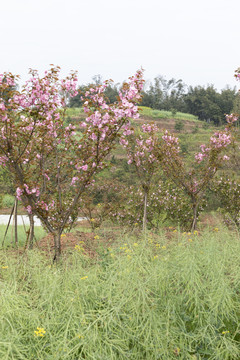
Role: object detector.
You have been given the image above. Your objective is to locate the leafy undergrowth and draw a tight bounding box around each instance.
[0,226,240,359]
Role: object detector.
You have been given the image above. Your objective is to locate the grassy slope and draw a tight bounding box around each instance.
[138,106,200,122]
[0,226,240,359]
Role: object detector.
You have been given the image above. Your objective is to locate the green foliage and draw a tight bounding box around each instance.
[141,75,187,112]
[184,85,237,125]
[233,94,240,115]
[202,120,210,130]
[2,194,15,208]
[141,74,237,126]
[0,229,240,359]
[0,167,15,194]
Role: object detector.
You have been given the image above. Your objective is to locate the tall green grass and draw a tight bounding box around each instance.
[0,225,46,248]
[0,227,240,359]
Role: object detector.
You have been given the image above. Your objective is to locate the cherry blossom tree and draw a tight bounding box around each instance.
[121,123,160,231]
[0,66,144,259]
[156,114,237,230]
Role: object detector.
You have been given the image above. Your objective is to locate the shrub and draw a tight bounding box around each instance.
[174,119,184,132]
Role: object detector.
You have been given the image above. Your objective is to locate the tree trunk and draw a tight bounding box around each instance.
[53,231,62,262]
[191,201,199,232]
[13,197,18,246]
[143,189,148,233]
[28,214,34,249]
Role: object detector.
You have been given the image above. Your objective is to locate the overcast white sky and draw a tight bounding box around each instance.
[1,0,240,91]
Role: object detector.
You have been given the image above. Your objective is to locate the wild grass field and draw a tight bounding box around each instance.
[0,224,240,359]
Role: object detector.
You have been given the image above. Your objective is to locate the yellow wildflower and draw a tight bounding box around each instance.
[133,243,138,247]
[1,266,8,269]
[188,238,193,242]
[222,330,229,335]
[162,245,166,249]
[75,244,84,252]
[94,235,99,240]
[34,327,46,337]
[125,249,132,253]
[80,276,88,280]
[214,227,219,232]
[173,229,177,233]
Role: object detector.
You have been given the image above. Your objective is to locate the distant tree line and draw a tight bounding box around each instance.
[69,74,239,125]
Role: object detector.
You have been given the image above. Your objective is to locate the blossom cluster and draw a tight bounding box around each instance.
[226,114,238,124]
[71,69,144,181]
[195,130,232,164]
[122,123,159,169]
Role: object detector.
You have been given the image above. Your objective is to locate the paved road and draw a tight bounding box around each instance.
[0,215,85,227]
